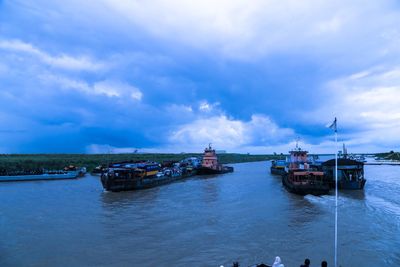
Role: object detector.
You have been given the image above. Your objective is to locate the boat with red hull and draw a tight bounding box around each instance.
[282,170,329,196]
[282,143,330,196]
[197,144,234,175]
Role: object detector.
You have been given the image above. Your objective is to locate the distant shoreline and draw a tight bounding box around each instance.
[0,153,276,173]
[0,152,395,173]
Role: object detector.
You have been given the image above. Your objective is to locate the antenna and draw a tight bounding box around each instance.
[295,137,300,150]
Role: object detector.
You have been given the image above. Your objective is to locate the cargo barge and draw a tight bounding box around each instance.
[100,161,196,192]
[322,158,366,190]
[0,166,86,182]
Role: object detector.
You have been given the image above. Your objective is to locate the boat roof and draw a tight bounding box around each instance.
[289,149,308,154]
[322,158,364,166]
[293,171,324,176]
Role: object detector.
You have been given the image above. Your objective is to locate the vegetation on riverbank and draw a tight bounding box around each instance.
[375,151,400,161]
[0,153,279,173]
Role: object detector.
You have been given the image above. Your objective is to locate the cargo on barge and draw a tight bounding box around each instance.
[270,159,287,175]
[100,161,196,192]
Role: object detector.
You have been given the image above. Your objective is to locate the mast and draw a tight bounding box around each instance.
[334,127,338,267]
[328,117,338,267]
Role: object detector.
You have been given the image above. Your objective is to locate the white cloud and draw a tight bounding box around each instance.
[306,66,400,151]
[93,82,120,97]
[98,0,400,60]
[246,115,294,143]
[318,67,400,126]
[198,100,220,112]
[94,80,143,100]
[40,74,143,100]
[86,144,139,154]
[3,1,400,153]
[166,104,193,114]
[313,16,342,34]
[131,91,143,101]
[170,115,244,149]
[41,74,92,93]
[169,114,294,151]
[0,39,104,71]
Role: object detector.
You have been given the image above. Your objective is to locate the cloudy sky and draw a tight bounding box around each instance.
[1,0,400,154]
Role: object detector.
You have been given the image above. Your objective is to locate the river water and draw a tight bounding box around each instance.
[0,161,399,266]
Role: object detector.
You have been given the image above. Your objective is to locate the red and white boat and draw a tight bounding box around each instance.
[197,144,234,175]
[282,143,330,196]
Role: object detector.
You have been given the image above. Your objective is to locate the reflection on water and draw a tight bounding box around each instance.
[0,162,399,266]
[100,187,161,207]
[199,176,221,204]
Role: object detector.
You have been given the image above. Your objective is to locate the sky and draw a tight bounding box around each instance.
[1,0,400,154]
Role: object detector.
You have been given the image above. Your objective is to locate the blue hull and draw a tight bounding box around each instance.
[338,179,366,190]
[270,167,286,175]
[0,171,79,182]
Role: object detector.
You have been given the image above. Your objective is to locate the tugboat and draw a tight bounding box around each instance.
[321,144,366,190]
[270,159,287,175]
[100,161,196,192]
[196,144,234,175]
[282,142,330,196]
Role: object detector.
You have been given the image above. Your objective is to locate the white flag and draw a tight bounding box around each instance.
[327,117,337,132]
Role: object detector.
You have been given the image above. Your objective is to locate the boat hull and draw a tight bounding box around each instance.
[282,173,330,196]
[270,167,286,175]
[101,171,196,192]
[322,158,366,190]
[196,166,234,175]
[0,171,80,182]
[337,179,367,190]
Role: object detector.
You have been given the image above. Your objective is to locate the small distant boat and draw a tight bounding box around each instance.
[345,154,367,163]
[196,144,234,175]
[0,166,85,182]
[92,165,106,174]
[100,161,196,192]
[270,159,287,175]
[282,143,330,196]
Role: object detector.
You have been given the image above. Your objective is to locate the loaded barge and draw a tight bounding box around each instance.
[319,144,366,190]
[322,158,366,190]
[100,161,197,192]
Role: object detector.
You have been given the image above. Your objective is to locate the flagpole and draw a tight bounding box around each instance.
[334,126,338,267]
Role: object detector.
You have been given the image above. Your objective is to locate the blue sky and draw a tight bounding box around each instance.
[1,0,400,154]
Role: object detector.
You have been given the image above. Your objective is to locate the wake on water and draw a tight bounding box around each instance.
[304,194,346,206]
[366,195,400,218]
